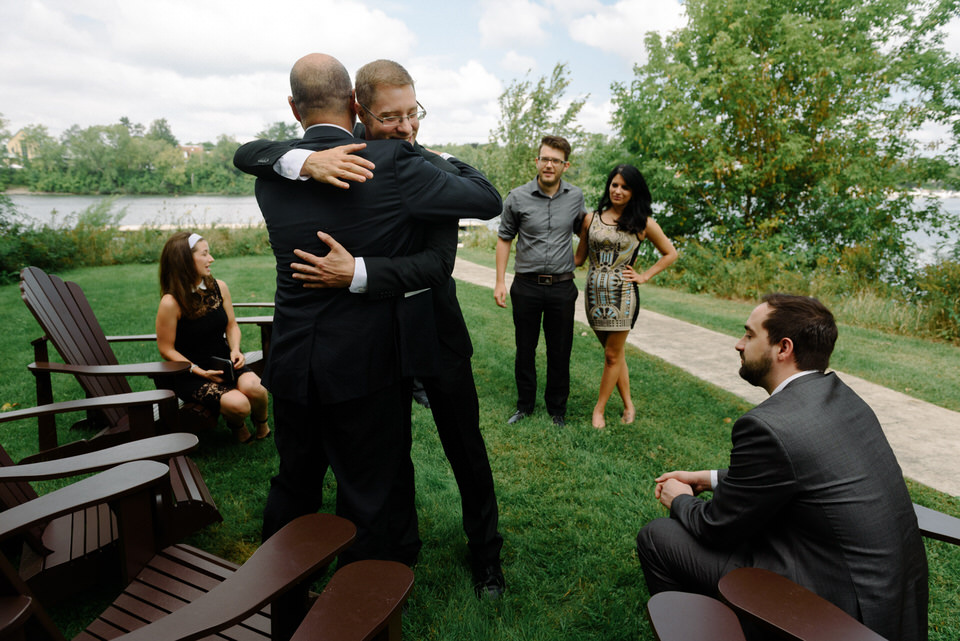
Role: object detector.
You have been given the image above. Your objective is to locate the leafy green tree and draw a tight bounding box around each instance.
[119,116,145,138]
[0,114,12,188]
[484,63,588,195]
[147,118,179,147]
[612,0,960,266]
[256,121,301,141]
[17,125,65,191]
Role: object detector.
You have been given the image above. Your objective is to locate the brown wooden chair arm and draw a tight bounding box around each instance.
[104,333,157,342]
[0,461,169,543]
[0,390,176,426]
[718,567,886,640]
[0,433,198,482]
[291,560,414,641]
[647,591,746,641]
[0,595,34,635]
[914,503,960,545]
[28,360,189,377]
[113,513,357,641]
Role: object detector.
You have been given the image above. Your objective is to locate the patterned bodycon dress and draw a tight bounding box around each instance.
[584,212,641,331]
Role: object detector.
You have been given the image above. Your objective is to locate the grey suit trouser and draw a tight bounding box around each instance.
[636,517,748,596]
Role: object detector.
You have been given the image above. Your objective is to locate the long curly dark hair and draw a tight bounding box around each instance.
[595,164,652,235]
[159,231,215,319]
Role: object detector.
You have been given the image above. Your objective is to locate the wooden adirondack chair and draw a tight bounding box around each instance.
[717,567,886,641]
[18,266,271,461]
[702,506,960,641]
[646,591,747,641]
[0,460,411,641]
[0,390,221,604]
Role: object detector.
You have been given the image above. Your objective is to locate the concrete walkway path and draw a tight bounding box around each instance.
[453,258,960,497]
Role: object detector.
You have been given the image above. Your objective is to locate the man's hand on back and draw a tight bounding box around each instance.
[302,144,376,189]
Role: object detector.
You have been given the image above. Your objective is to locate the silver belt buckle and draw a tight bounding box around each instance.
[537,274,553,285]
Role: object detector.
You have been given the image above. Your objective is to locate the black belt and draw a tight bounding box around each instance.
[515,272,575,286]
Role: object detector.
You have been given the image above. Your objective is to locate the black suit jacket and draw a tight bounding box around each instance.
[234,125,501,403]
[362,145,474,370]
[671,372,928,641]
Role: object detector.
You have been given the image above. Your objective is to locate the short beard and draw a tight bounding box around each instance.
[739,352,773,388]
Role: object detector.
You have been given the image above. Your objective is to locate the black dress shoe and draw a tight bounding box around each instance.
[507,410,529,424]
[473,564,505,600]
[551,415,566,427]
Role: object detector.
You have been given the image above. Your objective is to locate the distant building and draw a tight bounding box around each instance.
[178,144,204,159]
[5,129,34,160]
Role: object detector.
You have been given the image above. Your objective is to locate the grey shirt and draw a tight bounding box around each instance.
[498,178,585,274]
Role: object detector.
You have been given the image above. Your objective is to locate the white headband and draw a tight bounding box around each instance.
[188,233,203,249]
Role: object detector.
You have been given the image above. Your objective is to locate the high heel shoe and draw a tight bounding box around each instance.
[253,416,271,440]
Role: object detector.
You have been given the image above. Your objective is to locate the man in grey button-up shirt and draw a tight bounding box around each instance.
[495,135,585,427]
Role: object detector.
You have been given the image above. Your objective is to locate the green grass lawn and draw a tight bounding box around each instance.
[0,256,957,640]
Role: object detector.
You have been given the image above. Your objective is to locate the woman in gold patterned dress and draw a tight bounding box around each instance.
[575,165,677,429]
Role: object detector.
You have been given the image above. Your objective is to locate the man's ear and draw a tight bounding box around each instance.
[288,96,302,124]
[777,337,795,362]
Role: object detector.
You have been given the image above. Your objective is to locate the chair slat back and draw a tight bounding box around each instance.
[20,267,131,428]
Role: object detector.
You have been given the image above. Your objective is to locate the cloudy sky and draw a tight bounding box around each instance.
[2,0,959,148]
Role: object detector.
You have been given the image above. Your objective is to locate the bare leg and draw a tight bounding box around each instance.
[238,371,270,439]
[220,388,253,442]
[592,330,630,429]
[618,358,635,424]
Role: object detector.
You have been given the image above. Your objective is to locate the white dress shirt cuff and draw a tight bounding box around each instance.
[275,149,313,181]
[710,469,719,490]
[349,257,368,293]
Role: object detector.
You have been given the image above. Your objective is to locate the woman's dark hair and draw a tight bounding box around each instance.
[761,293,838,372]
[596,164,652,235]
[159,231,214,319]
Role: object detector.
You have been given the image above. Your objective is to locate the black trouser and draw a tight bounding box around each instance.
[262,383,418,641]
[421,357,503,568]
[510,277,578,417]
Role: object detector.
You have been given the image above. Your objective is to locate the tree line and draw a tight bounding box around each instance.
[2,0,959,323]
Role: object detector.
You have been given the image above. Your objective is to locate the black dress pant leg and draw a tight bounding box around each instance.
[542,280,577,417]
[510,278,544,413]
[422,358,503,566]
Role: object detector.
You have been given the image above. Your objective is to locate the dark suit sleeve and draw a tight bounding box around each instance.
[365,219,457,298]
[670,412,798,548]
[363,146,461,297]
[233,139,300,179]
[394,144,502,222]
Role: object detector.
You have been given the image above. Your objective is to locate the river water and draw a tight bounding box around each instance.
[6,192,959,263]
[5,193,265,229]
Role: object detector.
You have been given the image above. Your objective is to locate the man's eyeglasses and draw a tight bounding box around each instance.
[537,156,568,166]
[358,101,427,128]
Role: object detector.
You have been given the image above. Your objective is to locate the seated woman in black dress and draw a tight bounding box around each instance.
[156,231,270,443]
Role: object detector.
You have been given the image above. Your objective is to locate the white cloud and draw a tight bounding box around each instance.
[478,0,551,48]
[576,98,615,136]
[0,0,419,143]
[500,51,539,74]
[410,60,503,144]
[568,0,686,65]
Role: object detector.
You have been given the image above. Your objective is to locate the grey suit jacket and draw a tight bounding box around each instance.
[671,372,928,641]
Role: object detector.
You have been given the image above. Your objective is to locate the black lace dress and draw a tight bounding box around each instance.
[170,280,251,411]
